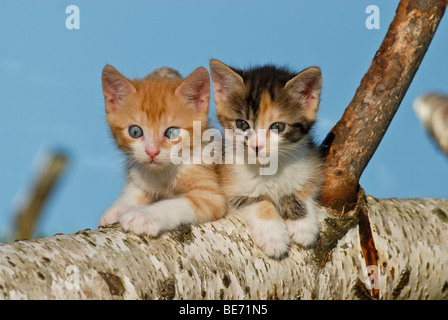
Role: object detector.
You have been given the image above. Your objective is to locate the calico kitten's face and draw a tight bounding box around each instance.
[210,59,322,164]
[102,65,210,170]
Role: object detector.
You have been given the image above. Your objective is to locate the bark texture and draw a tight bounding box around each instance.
[1,197,447,300]
[320,0,448,211]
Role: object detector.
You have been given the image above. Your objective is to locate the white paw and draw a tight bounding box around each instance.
[119,207,163,237]
[98,204,133,227]
[251,219,290,259]
[286,216,320,249]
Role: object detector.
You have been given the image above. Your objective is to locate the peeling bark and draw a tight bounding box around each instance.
[0,198,447,300]
[320,0,448,211]
[356,191,380,299]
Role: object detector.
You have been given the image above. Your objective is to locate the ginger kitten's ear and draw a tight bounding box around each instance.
[284,67,322,122]
[175,67,210,114]
[209,59,244,103]
[102,65,136,112]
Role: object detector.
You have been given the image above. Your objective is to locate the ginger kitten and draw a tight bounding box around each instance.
[210,59,324,259]
[98,65,226,237]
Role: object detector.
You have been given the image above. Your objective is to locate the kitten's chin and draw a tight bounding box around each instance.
[133,155,170,170]
[146,161,169,170]
[247,151,278,166]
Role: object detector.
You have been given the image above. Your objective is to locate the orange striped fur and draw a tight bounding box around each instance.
[99,65,226,236]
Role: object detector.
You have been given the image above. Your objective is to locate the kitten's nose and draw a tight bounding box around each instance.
[250,144,265,155]
[249,132,266,156]
[146,148,160,160]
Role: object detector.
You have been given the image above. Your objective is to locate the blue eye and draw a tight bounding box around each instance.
[164,127,181,140]
[270,122,286,133]
[129,125,143,138]
[235,120,250,131]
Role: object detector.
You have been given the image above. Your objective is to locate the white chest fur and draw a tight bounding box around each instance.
[231,153,315,203]
[128,163,182,197]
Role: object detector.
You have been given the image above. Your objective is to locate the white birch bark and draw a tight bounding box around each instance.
[0,197,447,300]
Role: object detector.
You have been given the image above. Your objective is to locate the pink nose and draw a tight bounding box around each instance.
[146,149,160,160]
[249,142,265,155]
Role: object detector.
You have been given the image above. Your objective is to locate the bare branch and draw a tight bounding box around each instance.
[414,93,448,156]
[15,152,68,240]
[319,0,448,212]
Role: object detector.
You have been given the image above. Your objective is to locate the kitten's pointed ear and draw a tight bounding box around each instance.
[102,65,136,112]
[284,67,322,121]
[209,59,244,103]
[175,67,210,114]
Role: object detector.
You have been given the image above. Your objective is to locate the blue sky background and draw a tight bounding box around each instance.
[1,0,447,239]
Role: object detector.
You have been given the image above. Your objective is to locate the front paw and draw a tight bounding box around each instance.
[99,205,132,227]
[251,219,290,260]
[286,216,320,249]
[119,208,162,237]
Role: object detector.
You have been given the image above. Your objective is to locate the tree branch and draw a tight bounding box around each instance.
[319,0,448,212]
[1,198,447,300]
[15,152,68,240]
[414,93,448,156]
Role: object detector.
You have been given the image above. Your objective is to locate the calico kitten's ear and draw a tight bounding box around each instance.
[175,67,210,114]
[284,67,322,121]
[209,59,244,102]
[102,65,136,112]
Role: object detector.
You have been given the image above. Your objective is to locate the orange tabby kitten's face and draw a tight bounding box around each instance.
[102,65,210,170]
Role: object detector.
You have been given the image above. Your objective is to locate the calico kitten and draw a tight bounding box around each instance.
[210,59,324,259]
[98,65,226,237]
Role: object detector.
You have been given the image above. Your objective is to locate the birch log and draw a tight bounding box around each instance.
[0,197,447,300]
